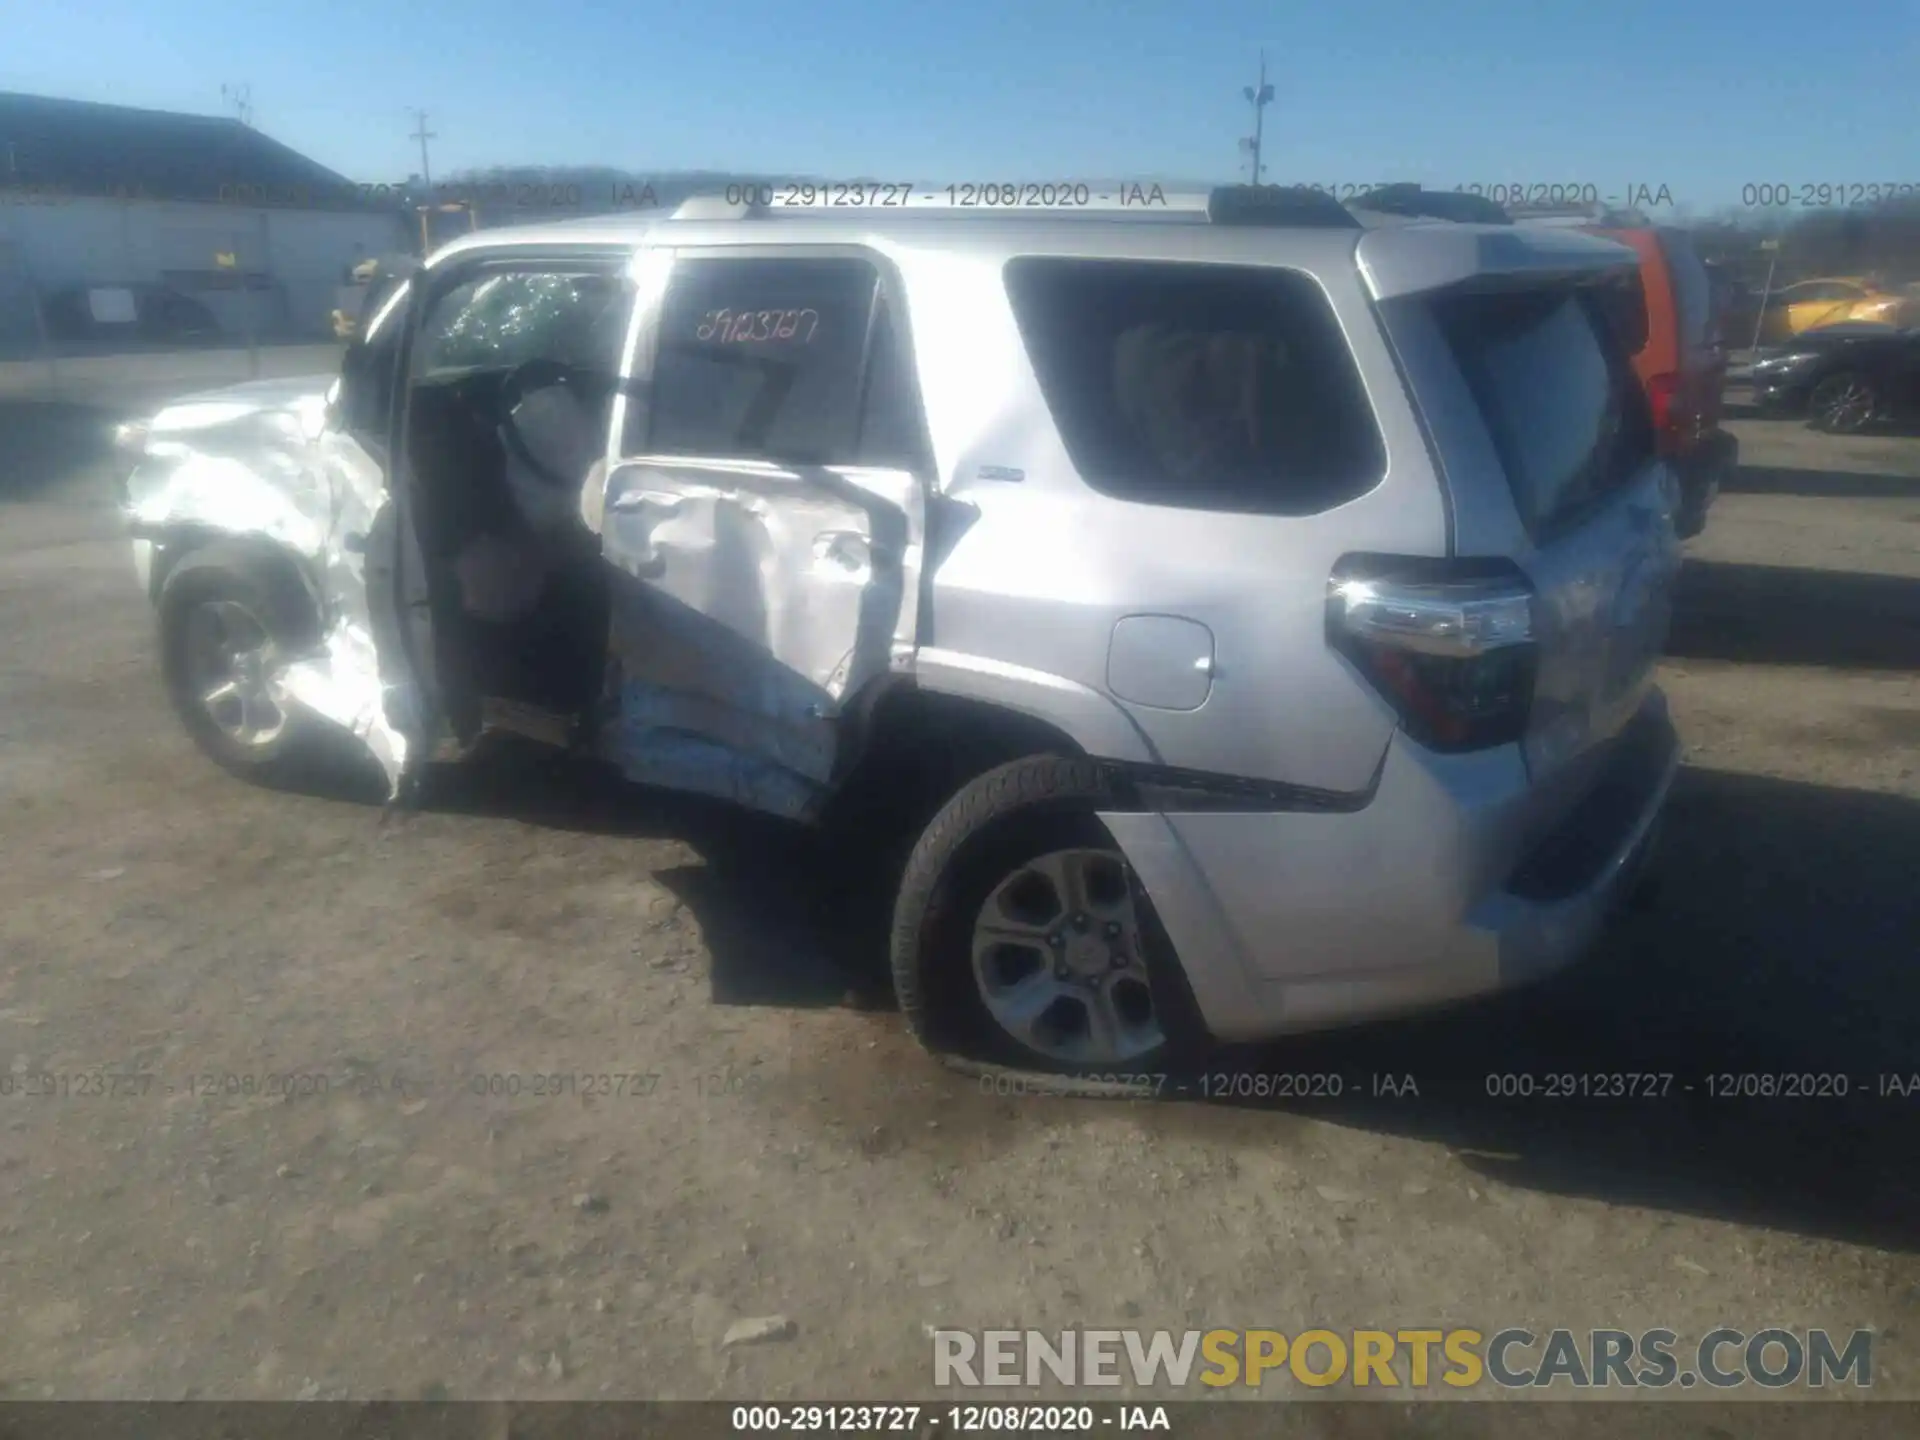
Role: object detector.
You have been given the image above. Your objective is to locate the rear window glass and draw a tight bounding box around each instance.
[1003,258,1386,515]
[1433,285,1653,537]
[1658,229,1714,347]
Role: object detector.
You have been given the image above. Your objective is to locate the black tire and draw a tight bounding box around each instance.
[1807,371,1877,434]
[890,755,1211,1088]
[158,550,324,781]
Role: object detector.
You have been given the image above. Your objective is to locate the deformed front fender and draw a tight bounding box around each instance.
[121,380,414,795]
[123,382,336,575]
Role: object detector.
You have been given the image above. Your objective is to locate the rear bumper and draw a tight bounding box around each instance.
[1104,691,1679,1044]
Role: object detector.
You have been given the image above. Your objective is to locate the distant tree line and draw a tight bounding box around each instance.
[1688,196,1920,289]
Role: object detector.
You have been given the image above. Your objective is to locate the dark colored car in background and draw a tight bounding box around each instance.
[42,283,221,345]
[1748,324,1920,433]
[1576,223,1734,539]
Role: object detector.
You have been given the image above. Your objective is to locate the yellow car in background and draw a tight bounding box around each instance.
[330,257,396,341]
[1755,276,1905,342]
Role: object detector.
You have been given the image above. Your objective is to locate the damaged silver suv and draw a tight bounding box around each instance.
[121,186,1681,1078]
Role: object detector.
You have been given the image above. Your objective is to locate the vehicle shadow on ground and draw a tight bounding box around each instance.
[390,740,1920,1251]
[401,738,895,1012]
[1721,462,1920,499]
[0,401,114,502]
[1191,764,1920,1254]
[1667,558,1920,670]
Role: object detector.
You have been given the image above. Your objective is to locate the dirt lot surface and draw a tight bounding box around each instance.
[1,368,1917,1405]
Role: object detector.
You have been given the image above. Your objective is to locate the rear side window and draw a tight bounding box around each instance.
[1003,258,1386,515]
[1433,285,1653,538]
[636,256,880,465]
[1658,230,1714,348]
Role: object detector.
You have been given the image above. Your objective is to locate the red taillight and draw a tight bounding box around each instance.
[1328,556,1538,753]
[1646,371,1690,455]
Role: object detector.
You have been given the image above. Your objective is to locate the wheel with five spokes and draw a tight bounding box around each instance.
[158,551,320,780]
[891,755,1210,1080]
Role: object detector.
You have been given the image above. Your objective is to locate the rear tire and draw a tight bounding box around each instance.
[1807,371,1877,434]
[158,553,323,781]
[890,755,1210,1086]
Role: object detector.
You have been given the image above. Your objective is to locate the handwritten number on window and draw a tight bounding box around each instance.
[694,308,819,345]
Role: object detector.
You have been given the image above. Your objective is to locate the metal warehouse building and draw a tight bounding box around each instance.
[0,91,407,346]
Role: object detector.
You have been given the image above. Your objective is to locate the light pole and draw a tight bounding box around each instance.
[221,84,253,127]
[1241,52,1274,185]
[409,109,436,192]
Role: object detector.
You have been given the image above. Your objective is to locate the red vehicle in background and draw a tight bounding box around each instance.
[1508,205,1734,538]
[1578,221,1735,539]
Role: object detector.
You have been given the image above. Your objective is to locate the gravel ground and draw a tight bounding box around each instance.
[0,368,1917,1404]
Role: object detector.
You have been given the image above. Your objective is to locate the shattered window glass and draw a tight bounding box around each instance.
[419,272,626,376]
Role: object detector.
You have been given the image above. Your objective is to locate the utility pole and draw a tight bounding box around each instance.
[1239,52,1274,185]
[220,84,253,127]
[220,83,259,374]
[409,109,436,191]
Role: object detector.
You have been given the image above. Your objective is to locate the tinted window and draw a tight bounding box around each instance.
[1003,258,1385,515]
[1659,231,1714,347]
[418,271,628,379]
[1593,268,1650,357]
[637,257,879,464]
[1434,285,1653,537]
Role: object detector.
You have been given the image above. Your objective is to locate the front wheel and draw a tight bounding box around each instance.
[1807,371,1877,434]
[158,555,321,780]
[890,755,1209,1080]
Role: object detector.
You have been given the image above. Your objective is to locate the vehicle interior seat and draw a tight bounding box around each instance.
[406,368,611,720]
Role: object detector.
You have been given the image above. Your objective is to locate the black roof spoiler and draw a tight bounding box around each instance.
[1204,184,1362,229]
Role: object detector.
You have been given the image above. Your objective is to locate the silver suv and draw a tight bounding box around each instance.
[121,186,1681,1079]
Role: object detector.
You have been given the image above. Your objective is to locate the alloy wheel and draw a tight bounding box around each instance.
[1812,376,1874,433]
[182,598,289,750]
[969,847,1164,1065]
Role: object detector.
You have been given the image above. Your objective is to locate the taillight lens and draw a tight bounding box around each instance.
[1328,556,1537,752]
[1645,372,1690,455]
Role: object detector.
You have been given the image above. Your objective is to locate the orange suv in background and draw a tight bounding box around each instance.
[1510,207,1734,539]
[1580,222,1734,539]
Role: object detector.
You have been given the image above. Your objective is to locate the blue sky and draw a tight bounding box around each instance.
[6,0,1916,215]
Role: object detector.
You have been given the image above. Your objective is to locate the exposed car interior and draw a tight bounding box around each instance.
[402,269,629,736]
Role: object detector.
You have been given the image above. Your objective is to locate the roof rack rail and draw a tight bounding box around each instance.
[666,184,1362,228]
[1351,184,1512,225]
